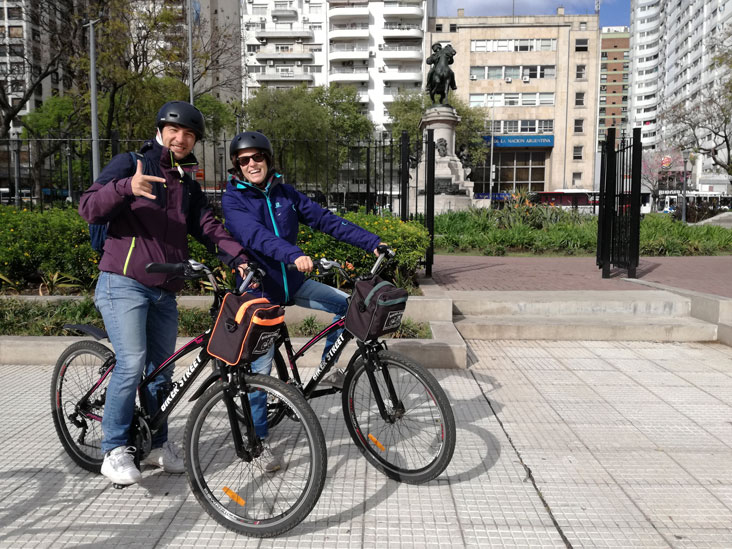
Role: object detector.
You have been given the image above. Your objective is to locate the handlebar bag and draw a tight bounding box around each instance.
[344,275,408,341]
[207,292,285,365]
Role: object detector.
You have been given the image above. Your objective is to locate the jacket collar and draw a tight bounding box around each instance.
[141,138,198,171]
[229,169,282,192]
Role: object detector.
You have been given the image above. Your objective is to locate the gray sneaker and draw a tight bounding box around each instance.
[319,368,345,389]
[101,446,142,486]
[142,441,185,474]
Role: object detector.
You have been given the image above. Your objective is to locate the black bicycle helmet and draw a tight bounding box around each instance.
[156,101,205,140]
[229,131,274,161]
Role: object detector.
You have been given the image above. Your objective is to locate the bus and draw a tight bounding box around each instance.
[537,189,652,215]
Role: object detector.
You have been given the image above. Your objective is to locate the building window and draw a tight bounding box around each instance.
[8,26,23,39]
[520,120,537,133]
[449,24,457,32]
[539,65,555,78]
[572,172,582,185]
[575,92,585,107]
[575,38,589,52]
[504,93,519,106]
[504,120,519,133]
[247,44,261,53]
[538,119,554,133]
[576,65,586,79]
[539,93,555,105]
[504,66,520,79]
[573,146,583,160]
[574,119,584,133]
[579,21,587,30]
[435,24,442,32]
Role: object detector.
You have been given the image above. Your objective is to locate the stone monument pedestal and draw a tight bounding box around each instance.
[404,105,473,214]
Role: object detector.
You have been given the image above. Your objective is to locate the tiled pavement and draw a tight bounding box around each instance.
[2,338,732,547]
[430,256,732,298]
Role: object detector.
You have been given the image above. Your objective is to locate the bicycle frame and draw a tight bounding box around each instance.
[274,317,405,423]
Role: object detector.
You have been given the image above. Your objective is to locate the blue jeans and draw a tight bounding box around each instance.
[95,271,179,454]
[248,278,349,437]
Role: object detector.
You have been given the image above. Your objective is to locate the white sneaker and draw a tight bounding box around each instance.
[101,446,142,485]
[262,444,282,473]
[319,368,345,389]
[142,441,185,474]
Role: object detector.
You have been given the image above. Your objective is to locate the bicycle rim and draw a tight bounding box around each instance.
[50,340,113,473]
[342,350,456,484]
[186,376,327,537]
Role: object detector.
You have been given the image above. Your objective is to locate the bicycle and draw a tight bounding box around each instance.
[50,261,327,538]
[267,246,456,484]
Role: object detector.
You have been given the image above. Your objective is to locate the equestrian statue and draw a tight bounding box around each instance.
[425,43,457,105]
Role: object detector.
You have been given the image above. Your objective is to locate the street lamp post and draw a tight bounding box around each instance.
[681,150,689,223]
[488,99,495,209]
[187,0,195,104]
[84,19,101,181]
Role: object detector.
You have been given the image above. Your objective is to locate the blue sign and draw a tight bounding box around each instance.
[483,135,554,147]
[474,192,511,200]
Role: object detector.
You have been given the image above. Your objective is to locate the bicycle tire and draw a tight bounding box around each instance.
[342,350,456,484]
[185,375,327,538]
[51,340,114,473]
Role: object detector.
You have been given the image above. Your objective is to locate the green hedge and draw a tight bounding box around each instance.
[0,205,429,293]
[434,207,732,256]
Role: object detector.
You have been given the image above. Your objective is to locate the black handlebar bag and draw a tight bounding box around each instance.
[207,293,285,365]
[344,275,408,342]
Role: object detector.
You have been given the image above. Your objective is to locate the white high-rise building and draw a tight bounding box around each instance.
[240,0,436,131]
[629,0,732,156]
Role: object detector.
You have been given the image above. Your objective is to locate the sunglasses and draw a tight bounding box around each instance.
[236,152,267,167]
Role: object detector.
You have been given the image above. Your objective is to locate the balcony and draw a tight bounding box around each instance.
[329,23,369,40]
[328,2,369,19]
[256,52,315,63]
[381,66,421,82]
[271,9,298,19]
[382,23,423,40]
[382,1,423,18]
[256,70,314,83]
[255,27,314,42]
[329,44,370,61]
[329,66,370,83]
[380,44,422,61]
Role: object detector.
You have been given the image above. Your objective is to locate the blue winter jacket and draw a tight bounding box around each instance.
[222,171,381,304]
[79,139,248,292]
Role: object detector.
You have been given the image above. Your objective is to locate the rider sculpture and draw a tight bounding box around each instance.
[425,43,457,105]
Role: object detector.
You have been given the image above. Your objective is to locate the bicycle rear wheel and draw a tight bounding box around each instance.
[342,350,456,484]
[51,340,114,473]
[185,375,327,538]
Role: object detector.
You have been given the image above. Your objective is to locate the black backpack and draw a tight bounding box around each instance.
[89,152,149,254]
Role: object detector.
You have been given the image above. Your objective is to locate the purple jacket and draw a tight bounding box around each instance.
[79,139,247,292]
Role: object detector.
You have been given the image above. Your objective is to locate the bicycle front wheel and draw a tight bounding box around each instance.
[342,350,456,484]
[185,375,327,538]
[50,340,114,473]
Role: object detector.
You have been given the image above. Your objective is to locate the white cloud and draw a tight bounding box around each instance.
[436,0,599,18]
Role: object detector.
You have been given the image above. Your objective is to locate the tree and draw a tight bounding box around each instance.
[662,29,732,176]
[0,1,85,138]
[240,84,374,193]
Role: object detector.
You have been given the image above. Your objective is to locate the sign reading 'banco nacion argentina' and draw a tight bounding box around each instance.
[482,135,555,147]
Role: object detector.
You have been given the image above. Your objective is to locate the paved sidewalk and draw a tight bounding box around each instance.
[430,255,732,298]
[2,339,731,547]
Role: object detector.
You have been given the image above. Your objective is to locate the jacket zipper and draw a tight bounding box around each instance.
[123,237,136,276]
[260,186,291,302]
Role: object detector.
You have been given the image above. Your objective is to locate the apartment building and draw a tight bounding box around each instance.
[629,0,732,159]
[599,26,630,147]
[240,0,436,131]
[429,8,600,193]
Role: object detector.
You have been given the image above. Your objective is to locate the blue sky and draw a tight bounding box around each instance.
[437,0,631,28]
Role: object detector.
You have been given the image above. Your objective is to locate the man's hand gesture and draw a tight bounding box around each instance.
[130,159,165,200]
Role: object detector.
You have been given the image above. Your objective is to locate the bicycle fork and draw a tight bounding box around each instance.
[360,344,405,423]
[220,369,263,462]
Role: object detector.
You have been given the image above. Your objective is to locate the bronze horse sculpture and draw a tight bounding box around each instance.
[425,43,457,105]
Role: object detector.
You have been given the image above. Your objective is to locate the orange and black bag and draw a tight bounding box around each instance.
[207,293,285,365]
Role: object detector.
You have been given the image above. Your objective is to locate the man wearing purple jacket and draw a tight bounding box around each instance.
[79,101,248,486]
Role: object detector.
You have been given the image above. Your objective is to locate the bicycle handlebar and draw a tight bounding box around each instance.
[145,260,266,296]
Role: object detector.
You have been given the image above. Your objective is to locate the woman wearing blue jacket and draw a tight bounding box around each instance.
[222,132,383,469]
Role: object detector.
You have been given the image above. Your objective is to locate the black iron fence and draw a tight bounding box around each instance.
[597,127,642,278]
[0,131,437,272]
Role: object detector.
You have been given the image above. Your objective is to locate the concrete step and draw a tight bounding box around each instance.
[454,314,718,342]
[450,290,691,317]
